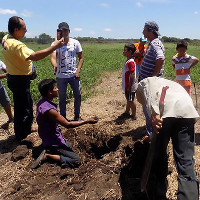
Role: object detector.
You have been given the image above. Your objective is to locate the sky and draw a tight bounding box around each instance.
[0,0,200,39]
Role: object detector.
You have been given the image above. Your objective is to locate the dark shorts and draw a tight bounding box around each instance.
[0,86,11,108]
[125,91,136,102]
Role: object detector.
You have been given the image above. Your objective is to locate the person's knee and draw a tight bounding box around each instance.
[60,155,81,168]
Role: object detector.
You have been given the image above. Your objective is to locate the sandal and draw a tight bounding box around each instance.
[31,149,46,169]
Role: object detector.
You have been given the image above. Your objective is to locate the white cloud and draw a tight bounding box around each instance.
[104,28,111,32]
[100,3,109,7]
[194,11,198,15]
[136,2,143,7]
[74,28,83,32]
[0,8,17,15]
[21,10,33,17]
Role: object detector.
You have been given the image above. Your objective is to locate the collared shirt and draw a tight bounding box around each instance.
[139,38,165,81]
[137,77,199,119]
[52,38,82,78]
[36,97,66,147]
[172,53,197,86]
[2,34,34,75]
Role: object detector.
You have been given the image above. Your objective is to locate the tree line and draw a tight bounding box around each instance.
[0,31,200,45]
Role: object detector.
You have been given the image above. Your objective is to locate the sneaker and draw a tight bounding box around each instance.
[31,149,46,169]
[7,119,14,123]
[1,119,13,129]
[130,115,137,120]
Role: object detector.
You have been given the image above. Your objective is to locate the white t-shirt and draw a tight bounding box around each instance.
[0,60,6,89]
[52,38,82,78]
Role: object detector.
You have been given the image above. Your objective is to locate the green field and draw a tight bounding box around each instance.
[0,42,200,105]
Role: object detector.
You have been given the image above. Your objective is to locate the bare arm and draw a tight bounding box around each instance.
[151,110,163,134]
[0,68,7,79]
[50,52,57,74]
[44,109,97,129]
[26,39,64,61]
[190,57,199,68]
[152,58,165,76]
[75,52,84,78]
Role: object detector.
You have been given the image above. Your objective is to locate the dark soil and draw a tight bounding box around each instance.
[0,71,200,200]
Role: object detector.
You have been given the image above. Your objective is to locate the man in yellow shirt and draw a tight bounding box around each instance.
[2,16,64,141]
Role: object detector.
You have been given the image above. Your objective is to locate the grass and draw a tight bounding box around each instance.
[0,42,200,107]
[163,43,200,82]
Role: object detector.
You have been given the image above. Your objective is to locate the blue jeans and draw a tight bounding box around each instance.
[45,140,81,168]
[56,77,81,119]
[149,118,199,200]
[136,64,140,78]
[143,106,153,135]
[7,75,33,141]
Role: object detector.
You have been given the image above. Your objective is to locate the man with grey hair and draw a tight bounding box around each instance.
[139,21,165,136]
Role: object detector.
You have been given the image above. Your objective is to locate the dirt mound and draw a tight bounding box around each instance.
[0,71,200,200]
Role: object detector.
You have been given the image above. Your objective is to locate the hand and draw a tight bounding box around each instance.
[151,114,163,134]
[87,117,98,124]
[53,66,57,75]
[75,70,80,78]
[54,38,65,48]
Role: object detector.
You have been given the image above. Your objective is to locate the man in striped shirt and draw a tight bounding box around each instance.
[139,21,165,135]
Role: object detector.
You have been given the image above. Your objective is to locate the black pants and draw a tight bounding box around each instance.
[149,118,199,200]
[7,74,33,141]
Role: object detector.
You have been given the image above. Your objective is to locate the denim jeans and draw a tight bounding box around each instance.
[136,64,140,78]
[143,106,153,135]
[56,77,81,119]
[46,140,81,168]
[7,75,33,141]
[149,118,199,200]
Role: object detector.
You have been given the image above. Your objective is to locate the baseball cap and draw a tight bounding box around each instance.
[144,21,160,36]
[140,36,147,42]
[58,22,70,30]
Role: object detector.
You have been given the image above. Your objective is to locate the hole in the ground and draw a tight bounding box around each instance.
[78,134,122,159]
[119,141,149,200]
[90,135,122,159]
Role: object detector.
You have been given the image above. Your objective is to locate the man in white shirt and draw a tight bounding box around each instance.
[136,77,199,200]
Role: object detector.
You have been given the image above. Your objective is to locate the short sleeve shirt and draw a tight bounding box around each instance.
[51,38,82,78]
[122,58,137,92]
[172,53,197,86]
[139,38,165,81]
[2,34,34,75]
[36,98,66,147]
